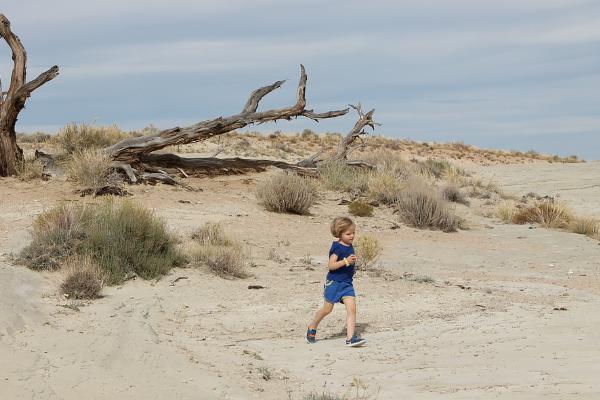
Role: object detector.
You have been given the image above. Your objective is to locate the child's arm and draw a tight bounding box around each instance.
[328,254,357,271]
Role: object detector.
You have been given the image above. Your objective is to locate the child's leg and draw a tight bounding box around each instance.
[342,296,356,339]
[309,301,334,329]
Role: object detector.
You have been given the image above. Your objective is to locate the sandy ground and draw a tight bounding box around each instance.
[1,161,600,399]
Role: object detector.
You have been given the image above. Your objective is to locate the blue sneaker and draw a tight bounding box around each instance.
[306,327,317,344]
[345,335,366,347]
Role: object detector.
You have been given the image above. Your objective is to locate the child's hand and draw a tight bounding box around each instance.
[347,254,357,264]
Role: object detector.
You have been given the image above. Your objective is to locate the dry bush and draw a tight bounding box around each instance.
[19,204,86,270]
[496,201,518,223]
[191,222,232,246]
[441,184,469,205]
[366,170,404,205]
[348,200,374,217]
[188,223,249,278]
[318,161,369,194]
[67,149,114,190]
[256,172,316,215]
[569,217,599,238]
[14,158,45,181]
[359,149,413,179]
[60,256,104,299]
[512,201,573,228]
[416,158,453,178]
[53,123,130,154]
[20,199,184,283]
[354,236,382,270]
[395,177,461,232]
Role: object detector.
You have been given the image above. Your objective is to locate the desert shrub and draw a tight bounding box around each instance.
[190,244,249,278]
[441,184,469,205]
[348,200,374,217]
[354,235,382,270]
[14,158,45,181]
[67,149,114,190]
[496,201,517,223]
[301,128,318,140]
[256,172,316,215]
[78,199,185,284]
[395,177,461,232]
[416,158,453,178]
[19,199,183,283]
[19,204,86,270]
[53,123,130,154]
[191,222,232,246]
[366,170,404,205]
[60,256,104,299]
[569,217,599,237]
[318,161,369,194]
[188,223,248,278]
[512,201,573,229]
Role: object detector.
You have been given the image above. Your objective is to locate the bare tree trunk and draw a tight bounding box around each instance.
[0,14,59,176]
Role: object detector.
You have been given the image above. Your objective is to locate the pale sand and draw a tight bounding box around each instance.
[1,161,599,399]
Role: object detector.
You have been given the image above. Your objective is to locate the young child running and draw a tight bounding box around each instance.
[306,216,367,347]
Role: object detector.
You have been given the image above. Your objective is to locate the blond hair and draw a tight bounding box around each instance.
[330,216,355,238]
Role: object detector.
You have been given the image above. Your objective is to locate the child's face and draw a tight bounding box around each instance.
[339,226,355,245]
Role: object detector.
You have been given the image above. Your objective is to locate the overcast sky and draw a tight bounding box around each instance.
[1,1,599,159]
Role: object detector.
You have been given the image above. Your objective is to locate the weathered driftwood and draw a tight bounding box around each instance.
[0,14,59,176]
[108,65,348,167]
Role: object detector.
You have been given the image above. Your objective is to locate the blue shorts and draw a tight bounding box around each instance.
[323,280,355,304]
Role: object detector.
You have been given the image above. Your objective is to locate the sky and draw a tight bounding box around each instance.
[1,0,599,159]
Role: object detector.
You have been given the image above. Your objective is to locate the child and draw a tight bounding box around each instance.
[306,216,367,347]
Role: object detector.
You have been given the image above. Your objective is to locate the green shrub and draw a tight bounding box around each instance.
[395,177,461,232]
[348,200,374,217]
[256,173,316,215]
[19,199,184,284]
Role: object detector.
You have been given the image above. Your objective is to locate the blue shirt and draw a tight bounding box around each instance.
[326,241,355,283]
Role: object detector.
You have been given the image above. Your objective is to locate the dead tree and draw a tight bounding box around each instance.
[107,65,377,182]
[0,14,59,176]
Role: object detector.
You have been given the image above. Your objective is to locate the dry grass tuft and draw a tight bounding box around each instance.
[441,184,469,205]
[354,236,382,270]
[14,158,45,181]
[60,256,104,299]
[348,200,374,217]
[512,201,573,228]
[395,177,462,232]
[67,149,115,190]
[366,170,404,205]
[191,222,232,246]
[188,222,249,278]
[256,172,316,215]
[318,161,369,194]
[569,217,600,238]
[53,123,130,154]
[496,201,518,223]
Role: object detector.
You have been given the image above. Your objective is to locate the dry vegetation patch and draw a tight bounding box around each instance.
[60,256,105,299]
[19,199,184,284]
[395,177,462,232]
[354,235,383,270]
[188,222,249,278]
[256,172,316,215]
